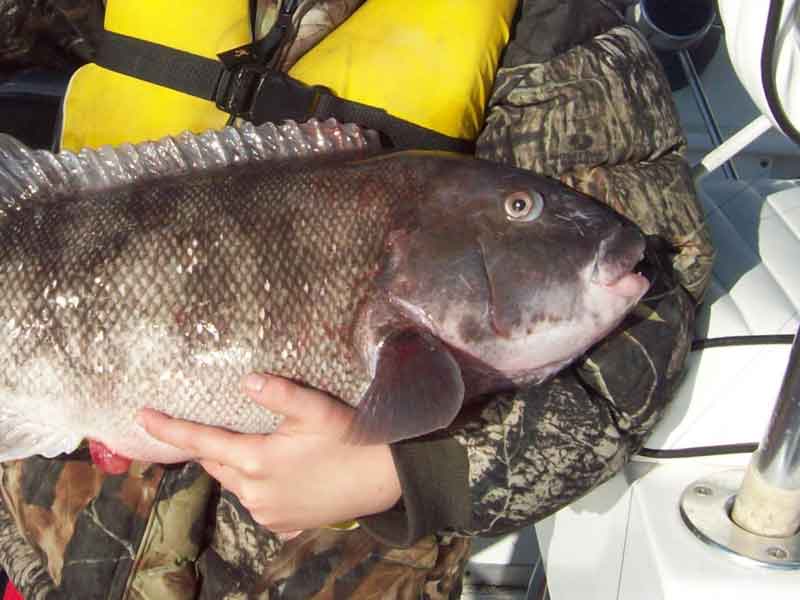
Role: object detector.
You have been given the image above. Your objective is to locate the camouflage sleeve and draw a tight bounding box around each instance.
[0,0,103,71]
[361,252,694,543]
[449,264,695,536]
[364,24,712,543]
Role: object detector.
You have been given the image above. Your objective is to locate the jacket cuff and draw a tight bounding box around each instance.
[358,435,472,548]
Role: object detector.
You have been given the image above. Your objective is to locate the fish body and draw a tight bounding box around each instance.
[0,128,648,465]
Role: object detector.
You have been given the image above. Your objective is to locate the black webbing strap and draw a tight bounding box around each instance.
[96,31,223,102]
[312,93,474,153]
[94,30,474,153]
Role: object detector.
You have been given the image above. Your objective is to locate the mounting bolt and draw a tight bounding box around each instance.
[694,485,714,496]
[681,470,800,568]
[767,547,789,560]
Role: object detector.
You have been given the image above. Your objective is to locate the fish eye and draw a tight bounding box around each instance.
[504,191,543,222]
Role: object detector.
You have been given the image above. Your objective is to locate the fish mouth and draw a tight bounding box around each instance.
[591,225,650,298]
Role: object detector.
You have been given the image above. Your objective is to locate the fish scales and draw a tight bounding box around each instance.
[0,158,412,458]
[0,122,651,464]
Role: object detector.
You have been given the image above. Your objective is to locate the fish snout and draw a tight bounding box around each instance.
[591,224,649,298]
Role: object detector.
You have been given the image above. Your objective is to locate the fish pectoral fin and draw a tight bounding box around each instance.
[349,329,465,445]
[0,406,83,462]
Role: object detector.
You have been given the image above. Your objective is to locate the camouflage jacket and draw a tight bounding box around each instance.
[0,0,103,72]
[0,4,713,599]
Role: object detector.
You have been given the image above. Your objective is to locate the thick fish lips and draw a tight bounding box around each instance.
[591,224,649,298]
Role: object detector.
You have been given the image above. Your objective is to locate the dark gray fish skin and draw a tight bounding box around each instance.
[0,149,647,462]
[367,158,648,389]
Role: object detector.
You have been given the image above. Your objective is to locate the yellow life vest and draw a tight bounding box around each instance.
[289,0,517,142]
[60,0,518,152]
[60,0,252,151]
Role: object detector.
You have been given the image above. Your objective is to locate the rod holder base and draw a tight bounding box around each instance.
[680,469,800,569]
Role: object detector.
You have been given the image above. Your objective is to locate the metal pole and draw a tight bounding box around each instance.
[692,114,773,182]
[677,49,740,181]
[732,328,800,537]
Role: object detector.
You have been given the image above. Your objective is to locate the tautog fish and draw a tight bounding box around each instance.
[0,122,648,467]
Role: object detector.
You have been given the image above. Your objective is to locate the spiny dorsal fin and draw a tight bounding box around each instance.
[0,119,380,209]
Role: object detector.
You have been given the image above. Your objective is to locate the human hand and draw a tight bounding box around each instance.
[137,373,402,538]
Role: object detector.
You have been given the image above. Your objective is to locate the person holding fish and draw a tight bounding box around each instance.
[0,1,713,599]
[139,374,404,539]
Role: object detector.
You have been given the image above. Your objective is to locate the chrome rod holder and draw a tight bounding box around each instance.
[680,470,800,569]
[680,328,800,568]
[732,328,800,537]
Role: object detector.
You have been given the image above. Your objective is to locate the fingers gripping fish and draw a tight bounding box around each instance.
[0,120,649,471]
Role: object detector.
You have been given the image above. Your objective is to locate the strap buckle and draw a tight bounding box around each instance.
[214,58,265,120]
[214,0,313,125]
[248,71,326,125]
[214,58,325,125]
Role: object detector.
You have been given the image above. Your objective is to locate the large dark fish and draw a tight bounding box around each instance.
[0,120,648,467]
